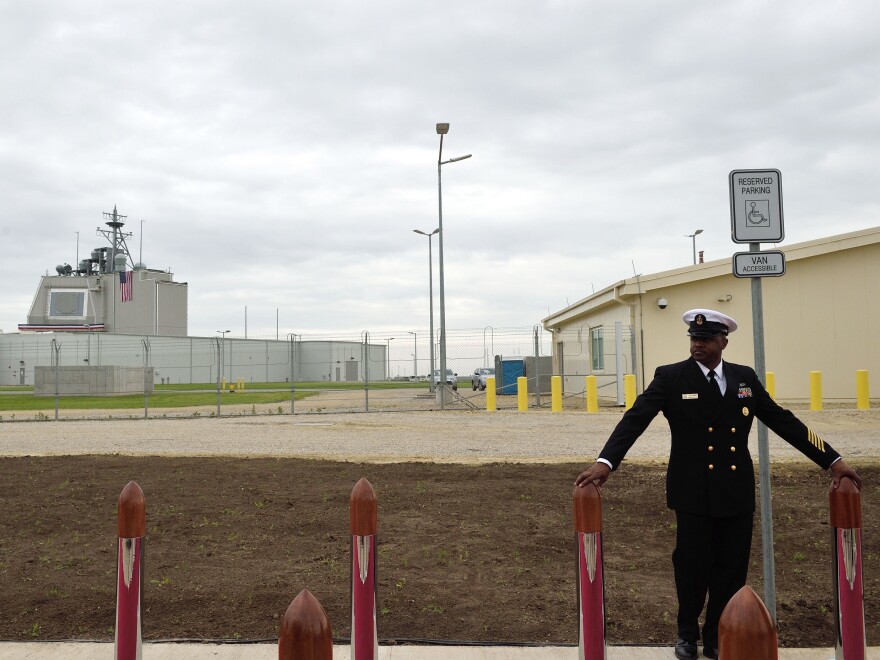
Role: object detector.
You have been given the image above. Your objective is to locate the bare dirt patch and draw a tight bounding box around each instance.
[0,457,876,647]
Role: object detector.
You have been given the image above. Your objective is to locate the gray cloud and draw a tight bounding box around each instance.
[2,0,879,338]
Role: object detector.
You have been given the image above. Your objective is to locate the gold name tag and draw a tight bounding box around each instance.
[682,393,699,400]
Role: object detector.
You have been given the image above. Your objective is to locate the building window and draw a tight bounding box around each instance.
[48,290,87,318]
[591,326,604,371]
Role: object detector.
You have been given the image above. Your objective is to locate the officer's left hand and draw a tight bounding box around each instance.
[829,459,862,490]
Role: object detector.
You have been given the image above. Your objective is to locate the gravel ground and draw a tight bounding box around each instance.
[1,407,879,464]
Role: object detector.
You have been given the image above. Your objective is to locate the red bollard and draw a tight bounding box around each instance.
[573,483,606,659]
[115,481,146,660]
[350,478,378,660]
[718,586,778,659]
[279,588,333,660]
[830,477,866,660]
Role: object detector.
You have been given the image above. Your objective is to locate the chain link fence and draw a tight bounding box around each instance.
[0,324,635,420]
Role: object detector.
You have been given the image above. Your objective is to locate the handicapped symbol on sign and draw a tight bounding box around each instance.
[746,200,770,225]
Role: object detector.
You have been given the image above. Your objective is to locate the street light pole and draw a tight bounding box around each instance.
[435,122,471,407]
[414,228,440,392]
[216,330,231,384]
[686,228,704,265]
[407,331,417,380]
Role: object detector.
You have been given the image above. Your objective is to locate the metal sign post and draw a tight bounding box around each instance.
[749,242,776,624]
[729,168,786,624]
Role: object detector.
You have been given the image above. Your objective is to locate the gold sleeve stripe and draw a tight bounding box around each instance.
[807,428,825,453]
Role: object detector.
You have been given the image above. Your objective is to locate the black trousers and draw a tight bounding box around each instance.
[673,510,753,648]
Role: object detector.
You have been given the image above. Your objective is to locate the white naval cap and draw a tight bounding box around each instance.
[682,308,738,336]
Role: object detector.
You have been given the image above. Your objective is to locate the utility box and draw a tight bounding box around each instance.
[525,355,553,394]
[495,357,524,395]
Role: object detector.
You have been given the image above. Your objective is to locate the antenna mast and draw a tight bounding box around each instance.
[97,205,133,272]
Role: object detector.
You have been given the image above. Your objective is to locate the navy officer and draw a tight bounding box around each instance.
[574,308,862,660]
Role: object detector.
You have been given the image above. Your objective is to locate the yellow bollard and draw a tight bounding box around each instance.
[485,376,497,411]
[551,375,562,412]
[856,370,870,410]
[586,376,598,413]
[765,372,776,400]
[221,377,227,389]
[624,374,636,410]
[810,371,823,411]
[517,376,528,411]
[237,377,245,391]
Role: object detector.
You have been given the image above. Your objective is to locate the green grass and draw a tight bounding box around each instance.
[0,381,429,412]
[0,390,312,411]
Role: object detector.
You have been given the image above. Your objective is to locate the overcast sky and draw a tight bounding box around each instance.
[2,1,878,339]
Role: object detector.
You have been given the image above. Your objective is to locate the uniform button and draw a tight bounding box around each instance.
[708,427,714,433]
[731,465,737,471]
[730,446,736,452]
[709,464,714,470]
[730,427,736,433]
[708,446,714,452]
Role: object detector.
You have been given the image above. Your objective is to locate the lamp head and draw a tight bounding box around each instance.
[436,123,449,135]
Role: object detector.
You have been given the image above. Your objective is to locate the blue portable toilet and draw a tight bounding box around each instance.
[495,357,525,395]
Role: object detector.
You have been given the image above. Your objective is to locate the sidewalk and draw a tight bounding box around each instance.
[3,642,877,659]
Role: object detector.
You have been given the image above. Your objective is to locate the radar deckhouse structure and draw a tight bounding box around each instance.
[19,205,187,336]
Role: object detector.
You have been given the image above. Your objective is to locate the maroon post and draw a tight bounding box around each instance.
[350,477,378,660]
[573,483,606,659]
[279,588,333,660]
[718,586,778,659]
[115,481,146,660]
[830,477,866,659]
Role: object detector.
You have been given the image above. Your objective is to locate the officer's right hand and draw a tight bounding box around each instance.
[575,462,611,488]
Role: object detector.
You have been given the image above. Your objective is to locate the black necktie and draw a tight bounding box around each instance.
[708,370,723,398]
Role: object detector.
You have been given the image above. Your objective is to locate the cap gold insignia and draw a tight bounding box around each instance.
[742,407,749,416]
[696,314,705,325]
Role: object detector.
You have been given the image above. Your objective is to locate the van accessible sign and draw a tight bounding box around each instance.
[729,169,784,243]
[732,250,786,278]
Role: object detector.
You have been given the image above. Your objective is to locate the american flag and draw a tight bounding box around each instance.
[120,271,133,302]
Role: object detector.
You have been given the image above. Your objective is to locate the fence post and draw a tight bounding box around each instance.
[718,585,778,659]
[810,371,823,411]
[856,370,869,410]
[50,339,61,421]
[350,478,378,660]
[141,338,150,420]
[573,483,606,659]
[486,376,497,411]
[623,374,636,410]
[585,376,598,413]
[215,338,222,417]
[115,481,146,660]
[765,372,775,399]
[830,477,866,659]
[517,376,528,411]
[279,588,333,660]
[551,375,562,412]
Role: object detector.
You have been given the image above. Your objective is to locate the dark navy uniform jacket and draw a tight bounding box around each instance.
[598,358,839,517]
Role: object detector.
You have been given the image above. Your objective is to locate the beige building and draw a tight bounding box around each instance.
[20,267,187,336]
[542,226,880,402]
